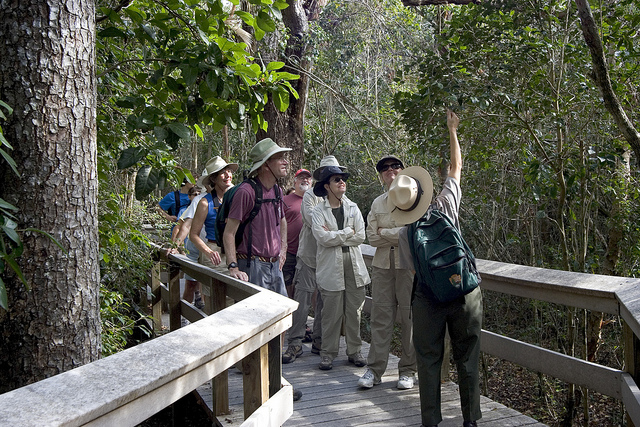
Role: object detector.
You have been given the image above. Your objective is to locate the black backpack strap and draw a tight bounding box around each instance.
[244,178,264,267]
[173,190,180,216]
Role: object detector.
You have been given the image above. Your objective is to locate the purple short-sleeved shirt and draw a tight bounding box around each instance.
[283,192,304,255]
[228,179,284,258]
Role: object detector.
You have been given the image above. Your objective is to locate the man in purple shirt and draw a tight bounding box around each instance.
[223,138,291,296]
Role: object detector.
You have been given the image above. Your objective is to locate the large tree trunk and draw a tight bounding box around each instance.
[0,0,101,392]
[257,0,327,186]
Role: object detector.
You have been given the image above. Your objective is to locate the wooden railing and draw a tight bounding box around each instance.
[0,245,298,427]
[361,244,640,424]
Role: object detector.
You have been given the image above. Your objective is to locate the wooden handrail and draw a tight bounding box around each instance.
[360,243,640,424]
[0,245,298,427]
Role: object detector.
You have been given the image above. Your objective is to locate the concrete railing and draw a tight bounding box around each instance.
[361,243,640,424]
[0,245,298,427]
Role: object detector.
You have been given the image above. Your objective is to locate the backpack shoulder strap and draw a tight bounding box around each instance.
[171,190,180,216]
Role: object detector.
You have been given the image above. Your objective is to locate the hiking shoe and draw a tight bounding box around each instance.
[348,352,366,367]
[293,388,302,401]
[194,297,205,310]
[358,369,381,388]
[397,375,416,390]
[311,343,321,354]
[319,356,333,370]
[282,345,303,364]
[302,326,312,343]
[463,422,477,427]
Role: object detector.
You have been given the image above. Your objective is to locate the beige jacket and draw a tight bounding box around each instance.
[312,197,370,291]
[366,192,405,269]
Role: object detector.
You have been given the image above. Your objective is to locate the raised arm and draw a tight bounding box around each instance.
[447,109,462,182]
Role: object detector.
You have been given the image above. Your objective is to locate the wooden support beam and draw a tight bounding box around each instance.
[151,262,163,334]
[242,345,269,418]
[168,262,181,331]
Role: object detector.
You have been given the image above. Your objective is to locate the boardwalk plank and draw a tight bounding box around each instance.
[195,330,546,426]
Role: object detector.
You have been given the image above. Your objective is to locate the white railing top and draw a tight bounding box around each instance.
[0,279,297,427]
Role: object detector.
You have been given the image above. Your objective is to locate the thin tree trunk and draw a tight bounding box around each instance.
[0,0,100,392]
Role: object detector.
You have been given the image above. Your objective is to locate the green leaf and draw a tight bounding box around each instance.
[0,198,18,212]
[273,89,289,112]
[0,147,19,176]
[166,122,191,140]
[154,126,169,143]
[135,165,160,199]
[0,100,13,116]
[266,61,285,71]
[256,11,276,33]
[194,124,204,139]
[117,146,147,169]
[98,27,127,38]
[0,277,7,310]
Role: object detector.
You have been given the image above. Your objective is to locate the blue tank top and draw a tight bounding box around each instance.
[203,193,220,241]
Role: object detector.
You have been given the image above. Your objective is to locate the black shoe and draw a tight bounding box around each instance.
[319,356,333,370]
[311,344,321,354]
[293,389,302,401]
[463,422,477,427]
[302,327,312,343]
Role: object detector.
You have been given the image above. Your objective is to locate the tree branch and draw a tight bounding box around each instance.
[574,0,640,161]
[402,0,480,6]
[96,0,132,23]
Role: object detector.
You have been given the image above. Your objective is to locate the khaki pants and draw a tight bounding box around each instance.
[198,241,226,271]
[319,252,365,360]
[367,264,416,380]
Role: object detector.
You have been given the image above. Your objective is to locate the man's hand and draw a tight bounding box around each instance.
[447,109,459,131]
[229,267,248,281]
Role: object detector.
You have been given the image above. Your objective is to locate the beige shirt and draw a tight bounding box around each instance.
[366,192,405,269]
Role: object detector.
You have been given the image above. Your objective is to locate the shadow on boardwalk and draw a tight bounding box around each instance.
[198,335,546,426]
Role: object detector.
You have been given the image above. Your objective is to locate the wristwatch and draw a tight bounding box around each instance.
[228,262,238,270]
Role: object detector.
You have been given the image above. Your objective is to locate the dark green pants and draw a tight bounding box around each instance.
[412,287,483,425]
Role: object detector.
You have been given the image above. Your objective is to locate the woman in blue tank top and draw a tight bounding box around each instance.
[190,156,238,270]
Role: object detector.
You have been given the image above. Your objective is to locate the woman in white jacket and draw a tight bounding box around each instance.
[311,166,370,370]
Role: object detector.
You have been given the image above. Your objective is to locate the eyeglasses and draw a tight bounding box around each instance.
[380,163,403,172]
[331,176,347,183]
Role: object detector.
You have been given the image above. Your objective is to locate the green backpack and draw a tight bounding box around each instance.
[408,209,481,302]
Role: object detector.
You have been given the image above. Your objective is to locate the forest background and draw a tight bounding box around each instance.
[1,0,639,425]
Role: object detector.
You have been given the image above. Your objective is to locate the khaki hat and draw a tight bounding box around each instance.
[387,166,434,225]
[198,156,239,186]
[312,155,347,180]
[248,138,292,176]
[376,155,404,172]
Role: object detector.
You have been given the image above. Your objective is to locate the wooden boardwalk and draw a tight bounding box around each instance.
[198,334,546,426]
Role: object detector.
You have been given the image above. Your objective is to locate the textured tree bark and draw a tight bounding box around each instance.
[257,0,327,186]
[0,0,100,392]
[575,0,640,162]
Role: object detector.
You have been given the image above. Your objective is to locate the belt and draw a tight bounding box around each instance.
[207,239,216,244]
[237,253,278,263]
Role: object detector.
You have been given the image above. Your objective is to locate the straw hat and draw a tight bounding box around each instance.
[312,155,347,180]
[198,156,238,187]
[387,166,434,225]
[248,138,292,177]
[313,166,350,197]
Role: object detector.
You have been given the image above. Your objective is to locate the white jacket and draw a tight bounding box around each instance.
[312,197,371,291]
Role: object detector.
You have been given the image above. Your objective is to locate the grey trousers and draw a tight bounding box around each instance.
[412,286,483,425]
[287,259,323,348]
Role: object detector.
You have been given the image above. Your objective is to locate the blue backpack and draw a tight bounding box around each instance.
[408,209,481,302]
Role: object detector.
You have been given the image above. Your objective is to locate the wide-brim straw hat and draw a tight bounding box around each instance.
[198,156,238,186]
[313,166,350,197]
[248,138,292,177]
[387,166,434,225]
[312,155,347,180]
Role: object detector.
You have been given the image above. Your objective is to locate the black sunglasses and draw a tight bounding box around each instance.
[380,163,403,172]
[331,176,347,183]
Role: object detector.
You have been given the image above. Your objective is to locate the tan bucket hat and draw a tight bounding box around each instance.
[248,138,292,177]
[387,166,434,225]
[198,156,238,186]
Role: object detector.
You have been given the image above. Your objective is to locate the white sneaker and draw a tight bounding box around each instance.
[358,369,381,388]
[397,375,415,390]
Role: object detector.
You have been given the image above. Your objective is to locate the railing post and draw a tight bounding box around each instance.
[168,261,181,331]
[242,344,269,419]
[624,321,640,427]
[208,276,230,416]
[268,336,283,397]
[151,261,163,334]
